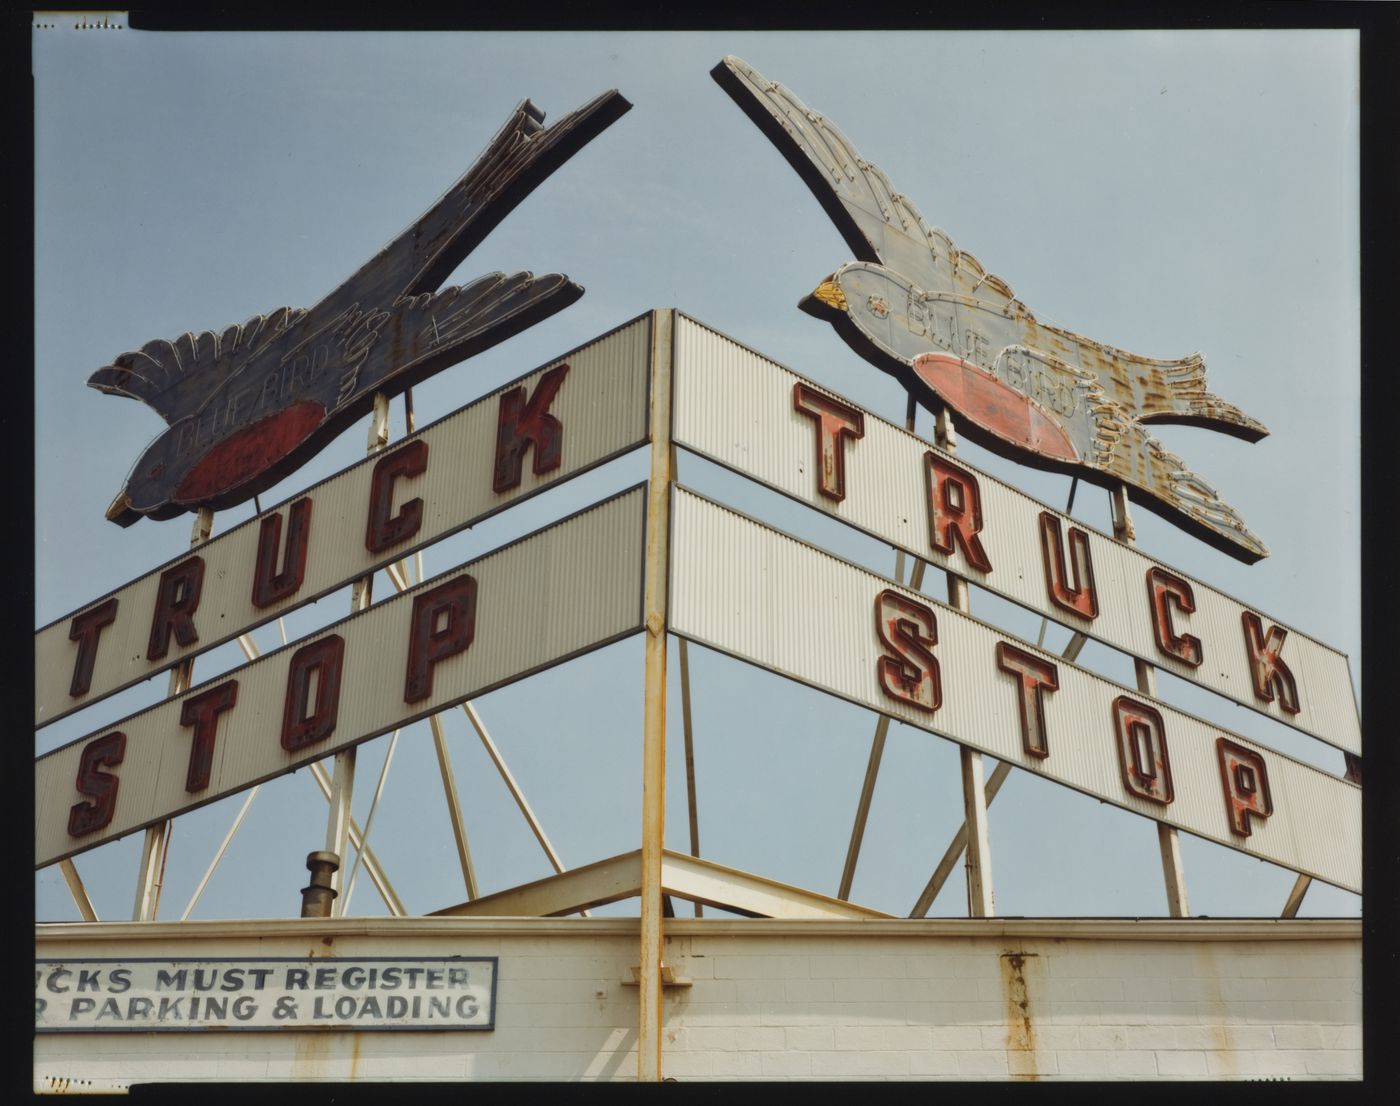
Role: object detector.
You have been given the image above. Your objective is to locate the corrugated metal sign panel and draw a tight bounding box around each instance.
[669,486,1360,893]
[36,487,646,869]
[671,314,1361,757]
[36,314,652,730]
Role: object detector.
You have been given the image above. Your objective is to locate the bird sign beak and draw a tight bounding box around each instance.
[809,280,847,311]
[105,491,135,524]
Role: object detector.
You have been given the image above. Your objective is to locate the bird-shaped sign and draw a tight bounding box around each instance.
[712,57,1269,563]
[89,89,631,527]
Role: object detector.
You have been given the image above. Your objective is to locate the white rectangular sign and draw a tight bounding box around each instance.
[36,314,653,729]
[669,487,1360,893]
[672,314,1361,757]
[35,957,497,1032]
[35,487,646,868]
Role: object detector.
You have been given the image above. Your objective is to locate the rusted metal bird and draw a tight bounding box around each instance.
[712,56,1269,562]
[89,89,631,526]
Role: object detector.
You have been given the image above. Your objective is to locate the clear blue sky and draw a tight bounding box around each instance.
[34,28,1360,921]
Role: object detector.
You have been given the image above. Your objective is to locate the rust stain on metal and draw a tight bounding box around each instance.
[1216,737,1275,837]
[1000,950,1039,1080]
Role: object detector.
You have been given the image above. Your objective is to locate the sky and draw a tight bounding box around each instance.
[33,27,1361,923]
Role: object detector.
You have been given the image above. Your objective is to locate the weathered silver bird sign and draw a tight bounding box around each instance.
[90,89,631,526]
[712,57,1269,563]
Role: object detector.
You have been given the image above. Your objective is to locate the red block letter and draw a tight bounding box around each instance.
[281,636,345,752]
[147,557,205,661]
[1242,612,1300,714]
[1039,513,1097,620]
[68,731,126,838]
[494,363,569,493]
[405,575,477,704]
[252,497,313,608]
[925,453,992,573]
[366,439,428,554]
[792,383,865,501]
[179,679,239,792]
[1216,738,1273,837]
[996,642,1059,758]
[1112,696,1174,805]
[1147,568,1202,667]
[68,597,118,697]
[875,589,940,713]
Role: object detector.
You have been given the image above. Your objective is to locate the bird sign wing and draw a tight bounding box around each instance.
[337,271,583,404]
[86,307,308,426]
[711,55,1021,316]
[301,88,631,340]
[711,55,921,268]
[1110,420,1269,561]
[397,272,581,357]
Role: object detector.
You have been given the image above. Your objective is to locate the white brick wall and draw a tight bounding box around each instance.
[659,920,1361,1081]
[34,916,1360,1085]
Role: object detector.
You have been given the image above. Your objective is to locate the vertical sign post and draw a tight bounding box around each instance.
[324,393,392,915]
[639,310,673,1081]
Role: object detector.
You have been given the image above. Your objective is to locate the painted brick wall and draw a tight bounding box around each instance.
[35,920,641,1090]
[658,921,1362,1080]
[34,917,1360,1087]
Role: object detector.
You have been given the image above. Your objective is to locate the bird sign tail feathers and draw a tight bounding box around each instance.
[87,307,308,426]
[1134,353,1270,441]
[1136,429,1269,561]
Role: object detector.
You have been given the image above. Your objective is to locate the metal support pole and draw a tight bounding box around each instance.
[307,761,405,915]
[323,393,392,916]
[181,786,259,921]
[131,818,168,922]
[934,409,994,918]
[1280,874,1312,918]
[230,630,403,914]
[430,714,480,900]
[60,859,99,922]
[909,761,1011,916]
[638,309,674,1082]
[959,742,994,917]
[461,703,562,876]
[323,752,357,918]
[1111,484,1190,918]
[133,506,213,920]
[909,623,1089,916]
[678,640,702,917]
[342,728,401,912]
[838,716,890,901]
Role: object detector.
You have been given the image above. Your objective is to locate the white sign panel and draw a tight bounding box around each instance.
[36,958,496,1032]
[669,487,1360,893]
[672,314,1361,757]
[35,314,653,729]
[35,487,646,868]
